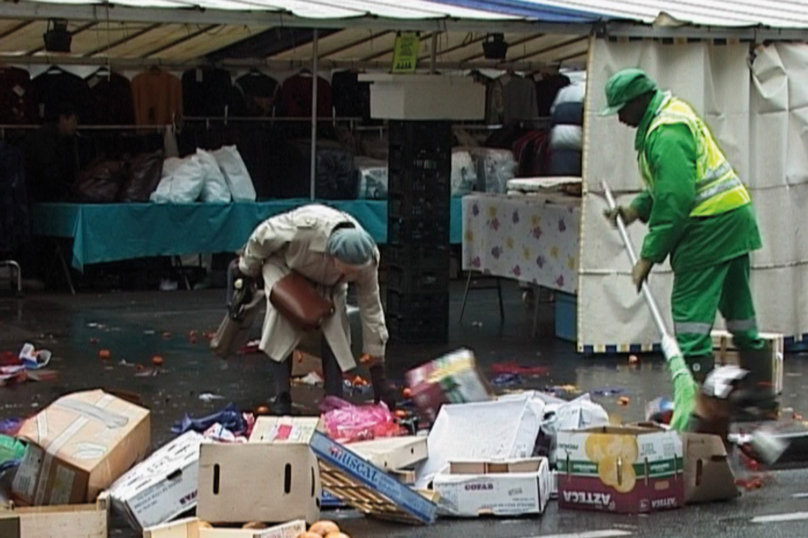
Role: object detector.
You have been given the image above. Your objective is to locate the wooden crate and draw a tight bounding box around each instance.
[0,493,108,538]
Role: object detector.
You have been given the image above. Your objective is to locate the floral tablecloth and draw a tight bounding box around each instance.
[462,193,581,294]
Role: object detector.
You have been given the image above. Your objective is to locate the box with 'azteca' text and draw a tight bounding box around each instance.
[556,426,684,514]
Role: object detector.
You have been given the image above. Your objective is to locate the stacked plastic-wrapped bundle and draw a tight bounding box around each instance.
[548,81,585,177]
[468,147,516,194]
[355,157,388,199]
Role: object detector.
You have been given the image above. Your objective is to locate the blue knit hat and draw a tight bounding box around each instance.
[327,227,376,266]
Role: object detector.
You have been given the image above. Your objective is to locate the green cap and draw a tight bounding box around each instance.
[601,68,657,116]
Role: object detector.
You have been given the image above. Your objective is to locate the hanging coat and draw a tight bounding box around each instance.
[238,204,387,371]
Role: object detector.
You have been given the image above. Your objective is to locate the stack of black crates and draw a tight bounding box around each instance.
[386,120,451,343]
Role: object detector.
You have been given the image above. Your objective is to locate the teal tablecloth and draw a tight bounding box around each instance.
[33,199,463,270]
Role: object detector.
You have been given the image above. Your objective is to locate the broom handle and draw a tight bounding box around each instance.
[602,181,672,341]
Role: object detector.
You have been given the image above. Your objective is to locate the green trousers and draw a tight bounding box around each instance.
[671,254,764,380]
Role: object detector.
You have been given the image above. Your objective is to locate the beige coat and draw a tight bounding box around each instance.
[238,204,387,371]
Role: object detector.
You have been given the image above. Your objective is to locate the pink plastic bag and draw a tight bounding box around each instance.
[320,396,404,443]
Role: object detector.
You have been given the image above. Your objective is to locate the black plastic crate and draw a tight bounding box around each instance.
[388,121,452,151]
[388,217,449,246]
[384,244,450,268]
[389,190,450,220]
[387,265,449,294]
[388,167,450,197]
[389,145,451,169]
[388,314,449,343]
[386,290,449,317]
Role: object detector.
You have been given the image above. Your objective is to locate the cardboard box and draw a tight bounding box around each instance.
[712,330,783,394]
[433,458,552,517]
[406,349,494,422]
[682,433,739,504]
[556,426,684,514]
[109,431,204,530]
[310,431,438,524]
[0,493,108,538]
[350,436,428,471]
[198,418,321,524]
[144,517,306,538]
[360,74,486,120]
[12,389,151,505]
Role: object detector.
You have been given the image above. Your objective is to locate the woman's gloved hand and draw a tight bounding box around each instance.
[362,355,398,411]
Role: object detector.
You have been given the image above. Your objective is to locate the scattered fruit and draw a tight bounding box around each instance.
[395,409,408,419]
[98,349,111,360]
[151,355,164,367]
[324,533,350,538]
[256,405,271,415]
[628,355,639,365]
[309,521,340,536]
[618,396,630,406]
[402,387,413,398]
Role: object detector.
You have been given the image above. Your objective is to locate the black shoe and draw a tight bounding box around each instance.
[271,392,294,416]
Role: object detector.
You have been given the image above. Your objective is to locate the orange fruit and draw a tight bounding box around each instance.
[98,349,111,360]
[151,355,164,366]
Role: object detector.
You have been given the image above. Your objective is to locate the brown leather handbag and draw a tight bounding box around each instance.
[270,271,335,331]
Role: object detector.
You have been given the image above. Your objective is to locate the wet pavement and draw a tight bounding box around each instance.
[2,281,808,537]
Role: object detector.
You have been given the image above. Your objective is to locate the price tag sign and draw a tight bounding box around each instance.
[392,32,420,73]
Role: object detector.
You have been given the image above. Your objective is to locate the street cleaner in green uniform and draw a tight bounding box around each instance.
[601,68,775,433]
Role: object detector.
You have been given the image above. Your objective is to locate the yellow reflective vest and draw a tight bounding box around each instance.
[638,94,750,217]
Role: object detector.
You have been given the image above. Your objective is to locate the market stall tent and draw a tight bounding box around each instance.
[2,0,808,349]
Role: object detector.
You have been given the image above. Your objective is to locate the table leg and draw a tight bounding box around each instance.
[459,271,473,324]
[173,256,192,291]
[531,283,541,338]
[496,277,504,323]
[55,245,76,296]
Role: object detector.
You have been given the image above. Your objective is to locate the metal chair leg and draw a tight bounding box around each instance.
[532,284,541,338]
[1,260,22,297]
[496,277,505,323]
[459,271,473,324]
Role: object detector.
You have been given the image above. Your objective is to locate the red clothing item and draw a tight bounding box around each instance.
[279,73,332,118]
[132,69,183,126]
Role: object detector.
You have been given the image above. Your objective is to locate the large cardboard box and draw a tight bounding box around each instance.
[682,433,739,504]
[359,74,486,120]
[109,431,204,530]
[12,390,151,505]
[310,431,438,524]
[556,426,684,514]
[144,517,306,538]
[712,330,783,394]
[197,418,321,524]
[0,493,108,538]
[350,436,428,471]
[433,458,552,517]
[406,349,494,423]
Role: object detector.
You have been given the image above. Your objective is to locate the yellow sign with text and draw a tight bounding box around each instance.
[392,32,420,73]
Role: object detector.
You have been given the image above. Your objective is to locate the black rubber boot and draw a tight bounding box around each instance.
[370,364,397,411]
[271,357,294,416]
[321,336,344,399]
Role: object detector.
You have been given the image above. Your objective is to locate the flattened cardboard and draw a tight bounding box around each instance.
[12,389,150,505]
[433,457,552,518]
[198,419,321,524]
[310,431,437,524]
[682,433,739,504]
[0,492,108,538]
[144,518,306,538]
[350,436,428,470]
[109,431,204,530]
[556,426,684,514]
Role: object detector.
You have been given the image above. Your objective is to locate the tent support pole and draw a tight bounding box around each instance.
[310,29,319,201]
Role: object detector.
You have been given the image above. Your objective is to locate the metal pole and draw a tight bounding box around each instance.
[430,33,438,73]
[602,181,670,339]
[310,29,319,201]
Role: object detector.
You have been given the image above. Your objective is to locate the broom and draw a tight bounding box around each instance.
[602,181,697,431]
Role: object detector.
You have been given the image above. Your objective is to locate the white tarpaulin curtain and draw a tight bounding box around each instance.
[579,37,808,352]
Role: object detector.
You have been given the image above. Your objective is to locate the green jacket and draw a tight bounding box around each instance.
[630,91,762,273]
